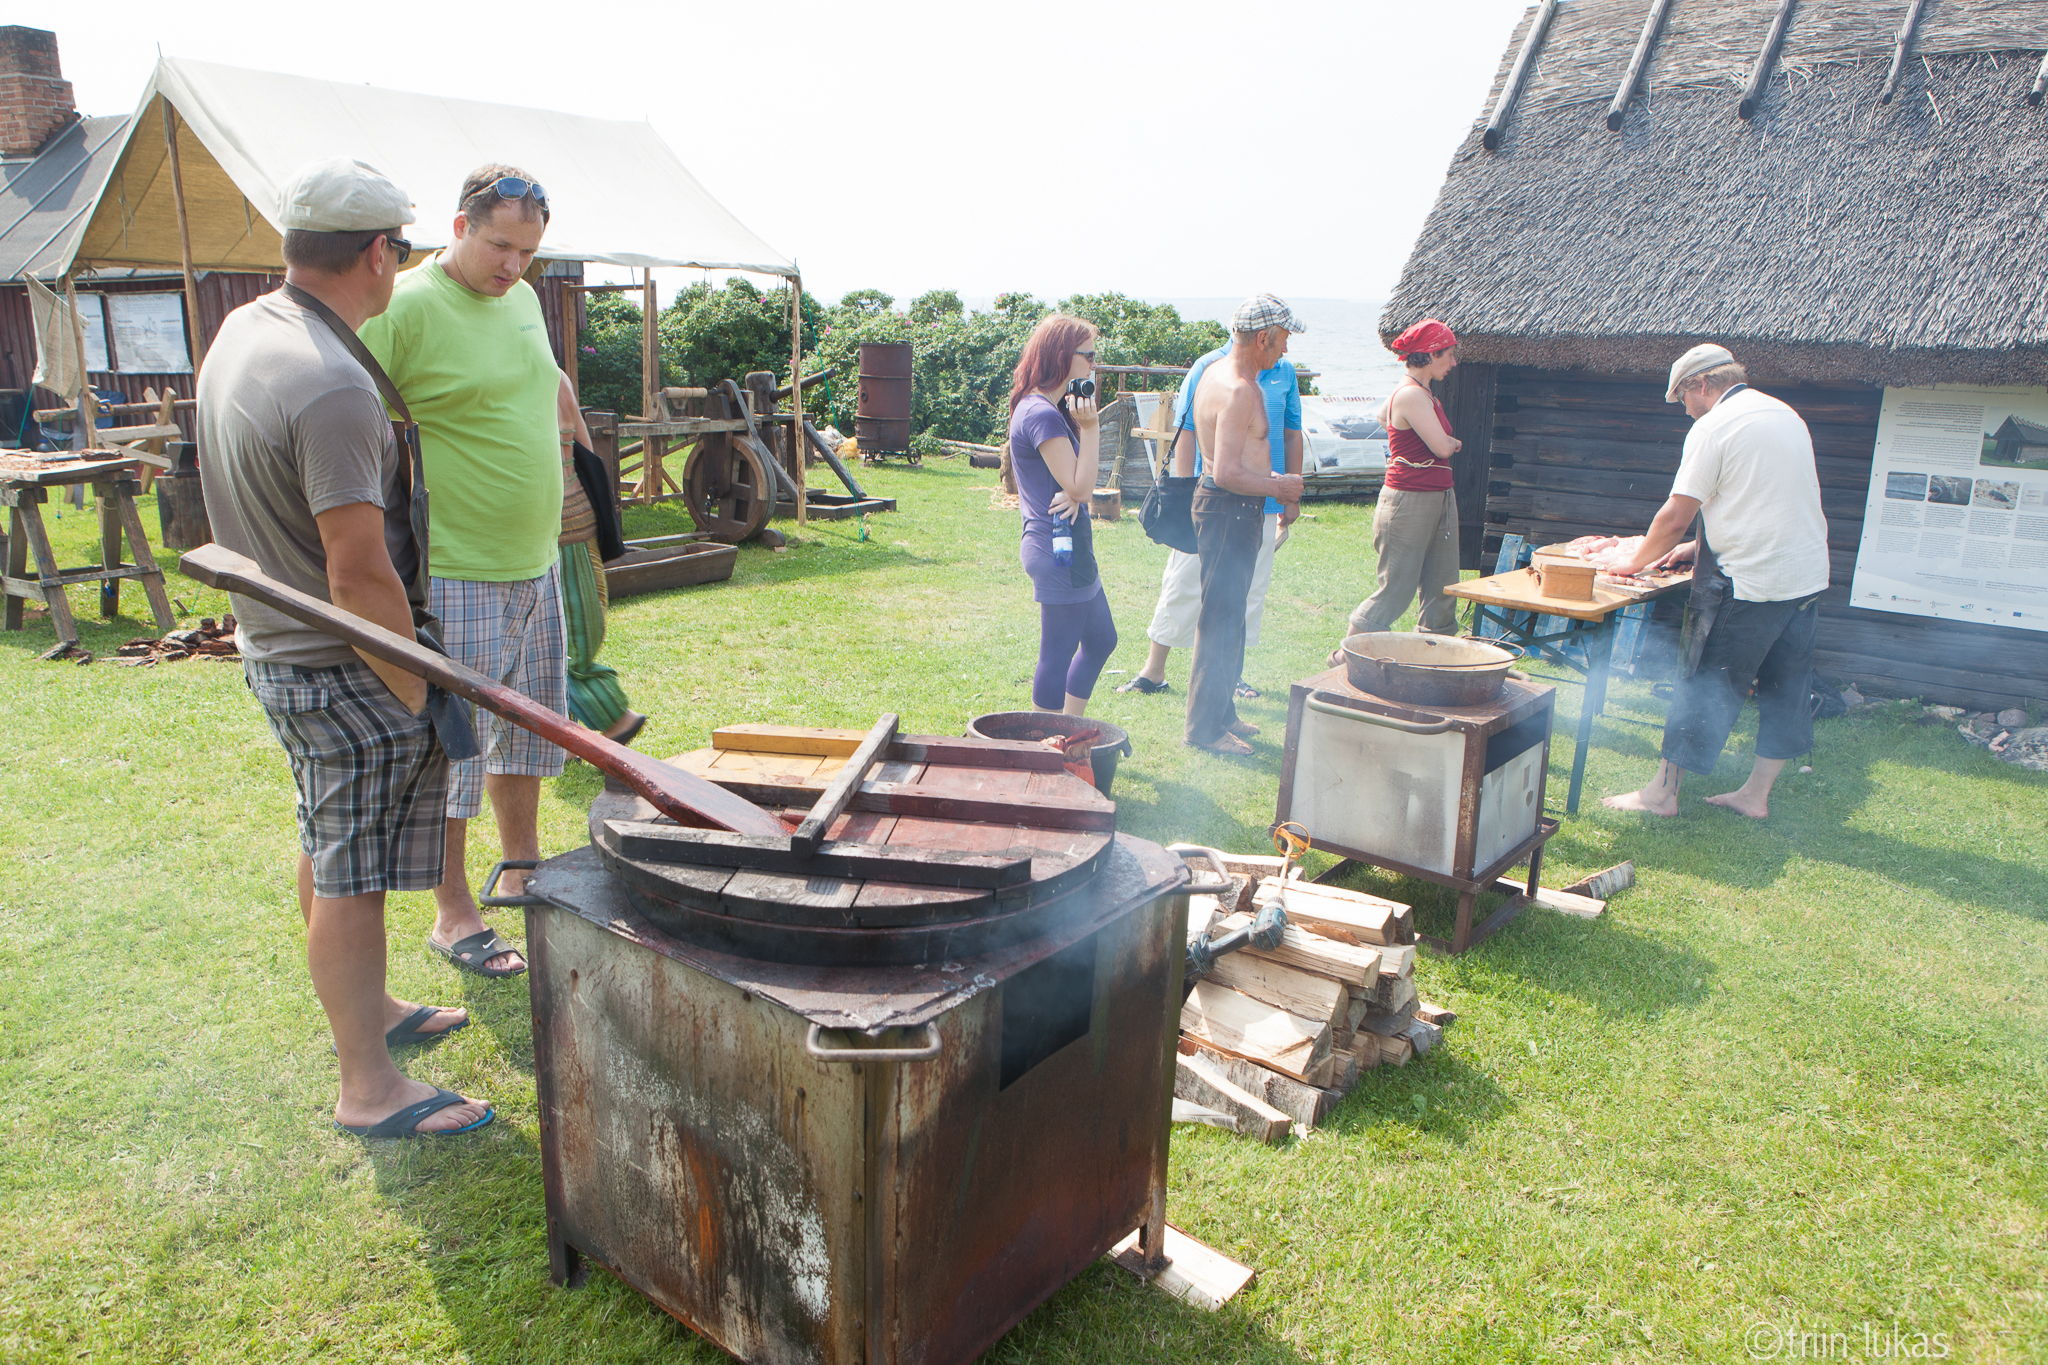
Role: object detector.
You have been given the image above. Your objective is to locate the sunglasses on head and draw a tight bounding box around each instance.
[362,232,412,266]
[468,176,548,211]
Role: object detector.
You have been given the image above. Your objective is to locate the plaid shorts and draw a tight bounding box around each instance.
[246,658,449,899]
[431,570,568,819]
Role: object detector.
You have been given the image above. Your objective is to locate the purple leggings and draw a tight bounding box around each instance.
[1034,591,1119,709]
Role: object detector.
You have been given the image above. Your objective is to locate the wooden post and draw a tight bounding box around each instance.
[1739,0,1798,120]
[62,271,97,449]
[1484,0,1556,150]
[1880,0,1930,104]
[1607,0,1675,131]
[790,276,807,528]
[640,269,658,422]
[162,100,208,374]
[562,280,579,398]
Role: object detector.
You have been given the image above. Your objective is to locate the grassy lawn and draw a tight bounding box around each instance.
[2,458,2043,1364]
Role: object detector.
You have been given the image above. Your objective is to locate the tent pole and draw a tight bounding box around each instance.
[790,274,806,528]
[63,270,98,449]
[162,99,208,375]
[641,269,657,422]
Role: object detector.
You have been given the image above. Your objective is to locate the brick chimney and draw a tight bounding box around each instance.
[0,27,77,159]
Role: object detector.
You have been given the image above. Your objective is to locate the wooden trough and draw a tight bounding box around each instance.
[603,537,739,599]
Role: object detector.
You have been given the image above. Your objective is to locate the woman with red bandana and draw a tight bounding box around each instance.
[1332,318,1464,660]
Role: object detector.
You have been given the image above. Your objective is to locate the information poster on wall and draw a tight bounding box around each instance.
[72,293,112,372]
[107,293,192,374]
[1849,385,2048,633]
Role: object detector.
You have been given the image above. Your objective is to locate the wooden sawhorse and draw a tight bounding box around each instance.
[3,456,176,652]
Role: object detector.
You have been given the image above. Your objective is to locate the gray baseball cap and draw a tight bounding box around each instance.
[1231,294,1307,335]
[277,158,416,232]
[1666,343,1735,402]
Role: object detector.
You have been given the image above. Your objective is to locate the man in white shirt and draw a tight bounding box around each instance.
[1596,345,1830,819]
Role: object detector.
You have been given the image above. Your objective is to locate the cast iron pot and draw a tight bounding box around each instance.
[1338,632,1522,707]
[966,712,1133,797]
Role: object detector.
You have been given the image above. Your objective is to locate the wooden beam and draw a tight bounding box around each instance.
[161,101,207,374]
[640,269,657,422]
[1879,0,1930,104]
[608,821,1032,888]
[789,277,807,528]
[790,714,897,856]
[1485,0,1557,150]
[1607,0,1676,131]
[1739,0,1798,119]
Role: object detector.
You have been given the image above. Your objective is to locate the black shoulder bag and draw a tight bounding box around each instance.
[280,283,480,760]
[1138,407,1200,554]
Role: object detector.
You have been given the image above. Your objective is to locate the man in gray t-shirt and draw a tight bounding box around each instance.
[197,158,492,1140]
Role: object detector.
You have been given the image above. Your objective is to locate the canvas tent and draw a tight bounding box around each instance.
[69,56,793,277]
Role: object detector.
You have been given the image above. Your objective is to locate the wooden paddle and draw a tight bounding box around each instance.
[181,544,787,838]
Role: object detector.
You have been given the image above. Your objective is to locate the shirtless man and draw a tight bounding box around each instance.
[1184,295,1308,755]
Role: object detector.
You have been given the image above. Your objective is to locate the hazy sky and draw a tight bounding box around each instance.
[51,0,1529,306]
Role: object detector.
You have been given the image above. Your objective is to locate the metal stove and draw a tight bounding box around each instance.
[518,732,1189,1365]
[1276,665,1560,953]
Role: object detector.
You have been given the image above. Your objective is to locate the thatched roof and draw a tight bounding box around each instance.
[1383,0,2048,386]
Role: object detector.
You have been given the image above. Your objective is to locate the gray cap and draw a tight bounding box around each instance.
[1666,343,1735,403]
[1231,293,1307,335]
[276,158,415,232]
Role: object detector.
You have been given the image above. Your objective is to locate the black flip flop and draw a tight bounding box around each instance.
[335,1087,493,1140]
[606,711,648,747]
[1116,675,1170,695]
[331,1005,469,1054]
[1234,681,1262,700]
[430,928,527,978]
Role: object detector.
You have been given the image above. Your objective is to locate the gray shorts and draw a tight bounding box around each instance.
[246,658,449,899]
[431,570,568,819]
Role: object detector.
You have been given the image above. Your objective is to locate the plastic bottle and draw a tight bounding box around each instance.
[1052,524,1074,568]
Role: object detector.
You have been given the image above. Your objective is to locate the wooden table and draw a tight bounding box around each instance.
[1444,563,1691,814]
[3,454,175,651]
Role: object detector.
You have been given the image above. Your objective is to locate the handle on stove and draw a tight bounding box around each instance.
[806,1022,942,1064]
[1164,844,1238,896]
[480,859,546,907]
[1305,695,1457,735]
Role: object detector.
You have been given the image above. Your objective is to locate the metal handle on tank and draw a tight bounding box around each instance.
[1164,844,1237,896]
[1305,695,1457,735]
[480,859,546,907]
[805,1022,942,1063]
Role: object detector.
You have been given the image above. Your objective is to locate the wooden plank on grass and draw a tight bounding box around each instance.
[1174,1052,1291,1144]
[1491,878,1605,919]
[1108,1224,1256,1311]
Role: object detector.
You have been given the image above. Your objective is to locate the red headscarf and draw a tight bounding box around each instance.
[1390,318,1458,356]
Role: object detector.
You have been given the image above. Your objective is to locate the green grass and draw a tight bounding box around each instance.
[2,461,2044,1363]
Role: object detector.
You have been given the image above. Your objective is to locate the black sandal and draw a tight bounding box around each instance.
[335,1087,493,1139]
[430,928,527,978]
[1117,675,1170,695]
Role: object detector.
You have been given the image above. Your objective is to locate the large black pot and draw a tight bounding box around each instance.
[1339,633,1521,706]
[966,712,1132,797]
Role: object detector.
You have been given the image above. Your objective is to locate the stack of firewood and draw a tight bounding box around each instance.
[1174,857,1455,1143]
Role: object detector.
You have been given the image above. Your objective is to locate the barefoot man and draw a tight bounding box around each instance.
[1597,344,1829,818]
[1184,296,1308,756]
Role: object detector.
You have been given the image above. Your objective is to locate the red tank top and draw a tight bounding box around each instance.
[1384,386,1455,492]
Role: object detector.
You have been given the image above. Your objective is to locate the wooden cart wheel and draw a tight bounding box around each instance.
[681,432,772,543]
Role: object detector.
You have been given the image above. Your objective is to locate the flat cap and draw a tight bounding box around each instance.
[277,158,415,233]
[1231,293,1307,335]
[1666,343,1735,403]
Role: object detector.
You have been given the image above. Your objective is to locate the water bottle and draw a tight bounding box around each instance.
[1052,525,1074,568]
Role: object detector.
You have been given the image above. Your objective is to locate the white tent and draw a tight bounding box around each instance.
[69,56,794,277]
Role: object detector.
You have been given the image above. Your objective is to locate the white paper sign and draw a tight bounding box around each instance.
[72,292,112,372]
[108,293,193,374]
[1848,384,2048,633]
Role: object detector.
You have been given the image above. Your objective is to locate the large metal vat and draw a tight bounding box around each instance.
[523,738,1189,1365]
[855,342,913,455]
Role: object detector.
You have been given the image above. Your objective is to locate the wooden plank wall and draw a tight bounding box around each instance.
[1483,366,2048,711]
[1435,361,1497,569]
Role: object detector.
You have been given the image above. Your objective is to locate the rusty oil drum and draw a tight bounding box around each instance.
[855,341,913,454]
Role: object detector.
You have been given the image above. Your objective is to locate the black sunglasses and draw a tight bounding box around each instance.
[362,232,412,266]
[468,176,547,210]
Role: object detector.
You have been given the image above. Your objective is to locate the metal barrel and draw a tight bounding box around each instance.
[855,341,913,453]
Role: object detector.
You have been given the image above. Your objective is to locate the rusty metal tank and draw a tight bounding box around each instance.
[521,731,1191,1365]
[855,341,913,455]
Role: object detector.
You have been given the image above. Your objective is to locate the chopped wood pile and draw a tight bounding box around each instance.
[1176,855,1455,1144]
[105,617,239,666]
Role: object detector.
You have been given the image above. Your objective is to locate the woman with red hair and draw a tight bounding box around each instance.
[1007,314,1118,714]
[1334,317,1464,659]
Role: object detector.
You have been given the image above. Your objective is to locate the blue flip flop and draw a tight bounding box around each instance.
[336,1087,493,1140]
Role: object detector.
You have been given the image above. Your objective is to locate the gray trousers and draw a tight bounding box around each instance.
[1347,487,1461,637]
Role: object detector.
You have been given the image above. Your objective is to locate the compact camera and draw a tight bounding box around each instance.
[1066,377,1096,399]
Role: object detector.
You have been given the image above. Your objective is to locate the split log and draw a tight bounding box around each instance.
[1204,947,1347,1023]
[1278,880,1414,945]
[1330,1050,1361,1092]
[1417,1001,1458,1028]
[1375,942,1417,978]
[1377,1033,1414,1067]
[1174,1052,1291,1144]
[1212,911,1381,986]
[1489,878,1604,920]
[1178,1037,1332,1129]
[1356,973,1419,1014]
[1180,981,1329,1083]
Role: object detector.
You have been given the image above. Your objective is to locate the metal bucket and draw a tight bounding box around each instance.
[966,712,1132,797]
[856,341,913,454]
[1339,632,1522,706]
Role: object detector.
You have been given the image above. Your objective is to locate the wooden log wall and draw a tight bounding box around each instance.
[1484,367,2048,710]
[1435,361,1498,569]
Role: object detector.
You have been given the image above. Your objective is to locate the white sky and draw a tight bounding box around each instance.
[49,0,1528,306]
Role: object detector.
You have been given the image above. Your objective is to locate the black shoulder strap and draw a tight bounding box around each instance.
[279,282,412,424]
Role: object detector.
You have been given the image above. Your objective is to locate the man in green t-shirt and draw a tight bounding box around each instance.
[360,164,564,979]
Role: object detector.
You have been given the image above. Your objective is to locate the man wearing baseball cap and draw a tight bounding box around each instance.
[1182,294,1308,755]
[1594,344,1830,818]
[199,157,492,1137]
[1119,293,1306,703]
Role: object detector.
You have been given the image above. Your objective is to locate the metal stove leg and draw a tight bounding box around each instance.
[1451,889,1476,954]
[549,1225,588,1289]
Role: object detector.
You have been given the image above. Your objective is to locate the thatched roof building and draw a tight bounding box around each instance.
[1383,0,2048,710]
